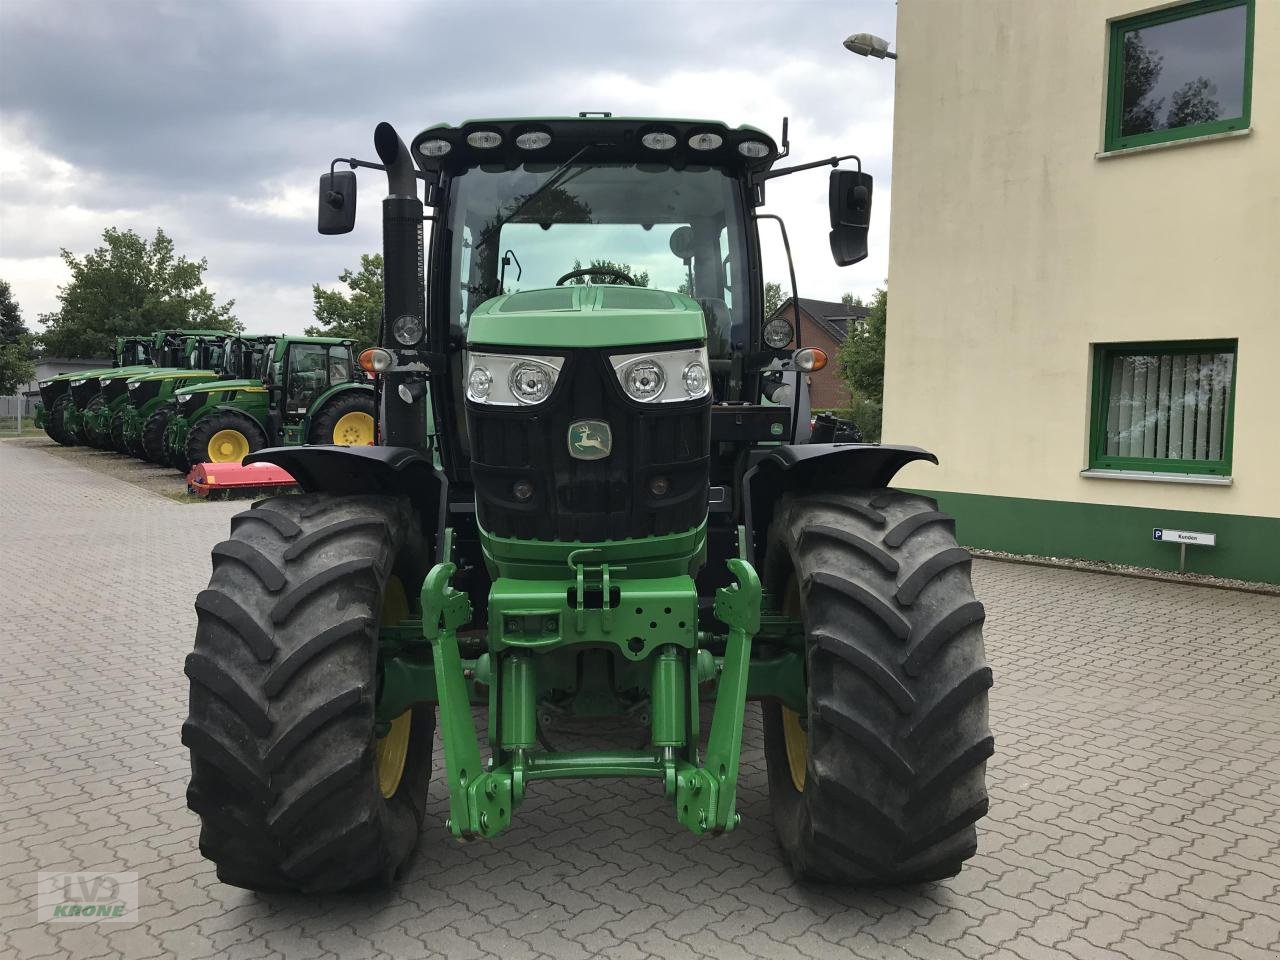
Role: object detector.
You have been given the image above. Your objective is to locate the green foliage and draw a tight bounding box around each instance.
[1166,77,1222,128]
[0,279,35,394]
[567,259,650,287]
[832,285,886,442]
[306,254,383,351]
[835,285,887,408]
[37,228,238,358]
[843,397,883,444]
[764,281,783,317]
[1121,31,1164,135]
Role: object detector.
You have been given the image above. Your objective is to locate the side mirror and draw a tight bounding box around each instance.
[668,225,695,261]
[318,170,357,235]
[828,169,873,266]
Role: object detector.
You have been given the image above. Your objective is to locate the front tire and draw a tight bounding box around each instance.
[185,410,266,469]
[310,392,375,446]
[47,395,75,446]
[141,408,171,464]
[762,488,992,885]
[79,396,107,447]
[110,409,130,453]
[183,493,434,892]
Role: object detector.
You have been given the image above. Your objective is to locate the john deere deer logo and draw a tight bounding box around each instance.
[568,420,612,460]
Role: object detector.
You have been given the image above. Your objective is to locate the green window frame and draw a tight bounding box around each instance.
[1089,339,1237,476]
[1105,0,1254,152]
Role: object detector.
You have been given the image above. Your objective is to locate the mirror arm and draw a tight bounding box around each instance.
[329,156,433,181]
[759,153,861,182]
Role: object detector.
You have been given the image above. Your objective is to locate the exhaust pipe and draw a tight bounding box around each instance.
[374,122,418,198]
[372,122,426,447]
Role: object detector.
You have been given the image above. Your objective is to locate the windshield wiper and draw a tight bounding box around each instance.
[472,144,595,253]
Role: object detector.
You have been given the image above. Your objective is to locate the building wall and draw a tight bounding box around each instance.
[884,0,1279,581]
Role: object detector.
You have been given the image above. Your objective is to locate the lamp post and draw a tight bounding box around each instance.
[843,33,897,60]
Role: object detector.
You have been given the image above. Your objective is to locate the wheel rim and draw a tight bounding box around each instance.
[207,429,250,463]
[375,576,410,799]
[781,576,807,793]
[332,411,374,446]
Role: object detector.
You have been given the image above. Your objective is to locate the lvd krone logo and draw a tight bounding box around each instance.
[39,872,137,922]
[568,420,612,460]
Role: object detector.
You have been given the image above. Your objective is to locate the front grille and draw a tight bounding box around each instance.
[71,380,99,406]
[101,379,129,402]
[128,380,160,407]
[468,349,710,542]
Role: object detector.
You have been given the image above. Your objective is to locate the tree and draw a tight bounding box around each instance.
[0,280,35,394]
[835,286,887,442]
[307,254,383,351]
[836,286,887,402]
[38,228,238,358]
[1120,31,1164,135]
[764,281,784,317]
[566,259,650,287]
[1166,77,1221,128]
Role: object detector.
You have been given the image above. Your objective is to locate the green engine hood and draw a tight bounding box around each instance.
[126,368,220,385]
[44,363,149,386]
[467,285,706,349]
[100,366,184,386]
[174,378,265,397]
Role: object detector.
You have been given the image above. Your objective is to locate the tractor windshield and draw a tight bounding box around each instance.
[446,163,749,358]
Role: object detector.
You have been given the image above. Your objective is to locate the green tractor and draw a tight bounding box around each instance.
[164,334,374,473]
[123,335,268,463]
[35,335,154,446]
[80,331,233,452]
[183,116,991,893]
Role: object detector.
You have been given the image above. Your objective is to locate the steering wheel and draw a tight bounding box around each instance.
[555,267,637,286]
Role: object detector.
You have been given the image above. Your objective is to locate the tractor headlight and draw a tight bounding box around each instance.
[128,381,141,391]
[610,346,711,403]
[391,314,423,346]
[177,393,195,405]
[509,362,554,404]
[71,379,86,387]
[468,366,492,400]
[466,352,565,406]
[623,360,664,401]
[763,318,794,349]
[682,360,708,396]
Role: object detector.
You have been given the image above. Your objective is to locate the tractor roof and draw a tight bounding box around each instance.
[411,115,780,176]
[272,335,354,346]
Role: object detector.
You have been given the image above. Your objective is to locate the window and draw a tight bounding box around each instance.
[1105,0,1253,152]
[327,345,350,383]
[1090,340,1237,475]
[286,343,329,413]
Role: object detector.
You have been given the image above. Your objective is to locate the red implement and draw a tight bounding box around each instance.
[187,461,298,498]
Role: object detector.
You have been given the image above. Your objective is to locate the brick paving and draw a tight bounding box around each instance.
[1,436,1278,960]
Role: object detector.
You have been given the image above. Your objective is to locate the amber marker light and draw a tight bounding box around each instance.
[794,347,827,372]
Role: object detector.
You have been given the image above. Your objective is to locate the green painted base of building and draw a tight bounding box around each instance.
[913,490,1280,585]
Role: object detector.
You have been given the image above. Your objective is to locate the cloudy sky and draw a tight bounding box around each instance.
[0,0,897,335]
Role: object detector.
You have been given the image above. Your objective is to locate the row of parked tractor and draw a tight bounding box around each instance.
[34,328,376,474]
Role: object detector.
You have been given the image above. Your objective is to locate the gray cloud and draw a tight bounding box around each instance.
[1,0,898,331]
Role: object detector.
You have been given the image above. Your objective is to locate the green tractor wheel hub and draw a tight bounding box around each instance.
[386,527,762,840]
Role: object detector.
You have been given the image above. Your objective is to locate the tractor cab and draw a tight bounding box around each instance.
[259,337,361,433]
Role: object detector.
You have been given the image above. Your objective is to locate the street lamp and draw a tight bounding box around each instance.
[843,32,896,60]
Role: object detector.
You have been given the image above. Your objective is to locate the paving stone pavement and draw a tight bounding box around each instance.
[2,437,1278,960]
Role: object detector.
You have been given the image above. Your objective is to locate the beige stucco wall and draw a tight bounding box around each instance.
[884,0,1279,518]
